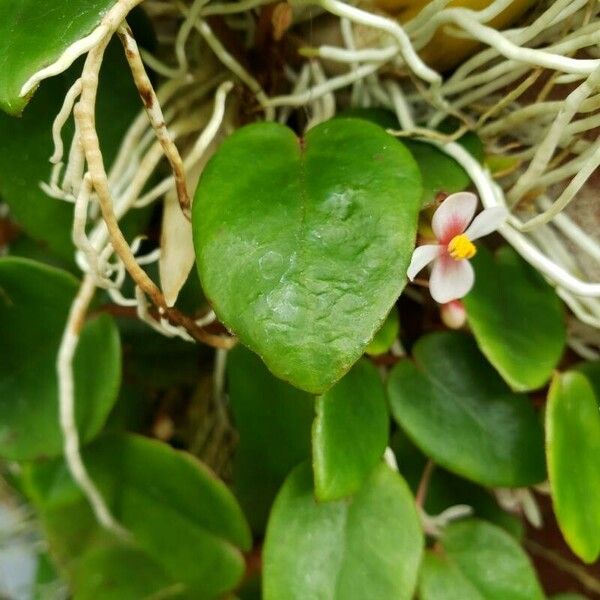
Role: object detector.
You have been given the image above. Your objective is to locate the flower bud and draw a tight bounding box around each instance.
[440,299,466,329]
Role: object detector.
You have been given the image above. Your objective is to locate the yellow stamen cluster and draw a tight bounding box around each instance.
[448,234,477,260]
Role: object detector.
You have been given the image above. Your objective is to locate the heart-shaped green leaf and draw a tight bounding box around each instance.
[0,38,150,261]
[0,257,120,461]
[546,371,600,563]
[228,345,313,534]
[24,432,252,598]
[0,0,120,115]
[419,520,544,600]
[388,332,545,487]
[464,246,565,391]
[193,119,422,393]
[313,358,389,501]
[263,462,423,600]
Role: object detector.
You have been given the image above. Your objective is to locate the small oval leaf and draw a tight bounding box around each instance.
[419,519,544,600]
[24,432,252,598]
[388,332,545,487]
[313,359,389,501]
[193,118,422,393]
[546,371,600,563]
[263,462,423,600]
[0,257,121,460]
[464,246,565,391]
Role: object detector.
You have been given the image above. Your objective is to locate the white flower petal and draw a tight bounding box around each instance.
[432,192,478,243]
[429,255,475,304]
[407,244,440,280]
[464,206,508,241]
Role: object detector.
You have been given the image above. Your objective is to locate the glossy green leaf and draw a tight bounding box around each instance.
[313,359,389,500]
[419,520,544,600]
[388,332,545,487]
[546,371,600,563]
[0,257,120,461]
[24,433,252,598]
[464,246,565,391]
[337,108,483,205]
[365,307,399,356]
[263,462,423,600]
[0,39,148,261]
[193,118,422,393]
[228,345,313,534]
[0,1,119,114]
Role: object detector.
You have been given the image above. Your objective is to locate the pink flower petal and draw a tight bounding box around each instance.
[432,192,478,244]
[407,244,440,280]
[464,206,508,241]
[429,255,475,304]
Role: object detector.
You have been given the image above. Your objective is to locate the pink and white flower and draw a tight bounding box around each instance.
[407,192,507,304]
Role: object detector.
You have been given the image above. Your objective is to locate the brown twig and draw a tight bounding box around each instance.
[525,539,600,595]
[117,23,191,220]
[74,8,234,350]
[416,460,435,508]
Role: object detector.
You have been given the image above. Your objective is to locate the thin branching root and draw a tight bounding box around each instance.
[23,0,600,532]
